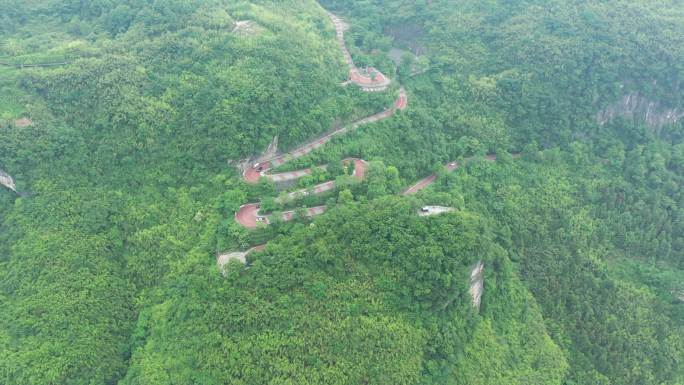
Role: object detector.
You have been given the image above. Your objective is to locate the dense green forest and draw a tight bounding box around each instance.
[0,0,682,384]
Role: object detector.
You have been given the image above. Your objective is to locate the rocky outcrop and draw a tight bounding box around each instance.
[469,260,484,310]
[0,168,17,192]
[597,91,684,128]
[263,136,278,161]
[232,20,261,36]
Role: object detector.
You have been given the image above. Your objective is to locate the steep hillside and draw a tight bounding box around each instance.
[0,1,385,383]
[122,198,568,384]
[0,0,682,384]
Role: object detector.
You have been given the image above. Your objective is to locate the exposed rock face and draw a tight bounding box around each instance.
[261,136,278,162]
[469,260,484,310]
[384,23,427,55]
[232,20,262,36]
[236,136,276,178]
[597,91,684,128]
[0,168,16,192]
[673,290,684,303]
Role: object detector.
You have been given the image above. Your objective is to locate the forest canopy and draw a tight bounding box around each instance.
[0,0,682,384]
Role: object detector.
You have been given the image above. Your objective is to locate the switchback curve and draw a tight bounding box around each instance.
[236,158,367,228]
[244,88,407,184]
[327,11,391,91]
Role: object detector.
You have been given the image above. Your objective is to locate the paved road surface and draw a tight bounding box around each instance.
[235,11,407,228]
[328,12,390,91]
[244,90,406,184]
[402,154,505,195]
[272,158,367,204]
[237,159,367,227]
[281,205,327,222]
[235,203,263,229]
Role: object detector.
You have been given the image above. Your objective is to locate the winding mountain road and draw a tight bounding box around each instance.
[233,11,514,229]
[244,88,407,184]
[237,152,520,228]
[235,9,405,229]
[236,158,367,228]
[223,9,516,311]
[274,158,367,203]
[327,12,391,91]
[230,10,516,235]
[402,155,498,195]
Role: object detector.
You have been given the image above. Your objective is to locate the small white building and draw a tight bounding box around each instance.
[418,206,455,216]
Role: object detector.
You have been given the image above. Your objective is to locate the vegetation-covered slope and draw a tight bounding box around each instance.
[122,199,568,385]
[0,0,383,383]
[0,0,682,384]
